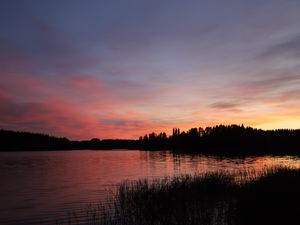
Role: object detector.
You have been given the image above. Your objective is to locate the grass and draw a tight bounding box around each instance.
[60,167,300,225]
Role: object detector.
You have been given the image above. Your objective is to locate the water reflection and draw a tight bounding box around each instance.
[0,150,300,224]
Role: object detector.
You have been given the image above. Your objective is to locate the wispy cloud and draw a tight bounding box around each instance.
[260,34,300,59]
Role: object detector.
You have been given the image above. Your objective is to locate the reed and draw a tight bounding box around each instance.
[60,167,300,225]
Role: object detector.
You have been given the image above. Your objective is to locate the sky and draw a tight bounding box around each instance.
[1,0,300,140]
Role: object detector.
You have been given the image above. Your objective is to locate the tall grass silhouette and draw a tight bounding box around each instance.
[59,167,300,225]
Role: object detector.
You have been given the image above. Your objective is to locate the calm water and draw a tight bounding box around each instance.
[1,150,300,225]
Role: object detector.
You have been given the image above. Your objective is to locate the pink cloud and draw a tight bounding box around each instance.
[0,73,181,139]
[1,63,300,140]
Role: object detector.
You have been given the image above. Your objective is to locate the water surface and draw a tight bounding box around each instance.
[1,150,300,224]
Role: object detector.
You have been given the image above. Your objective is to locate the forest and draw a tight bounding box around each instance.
[1,124,300,155]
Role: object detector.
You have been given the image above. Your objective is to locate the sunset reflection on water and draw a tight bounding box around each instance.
[0,150,300,224]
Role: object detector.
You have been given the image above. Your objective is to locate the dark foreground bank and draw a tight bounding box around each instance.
[60,167,300,225]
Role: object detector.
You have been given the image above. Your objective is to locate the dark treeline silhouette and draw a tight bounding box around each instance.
[0,129,139,151]
[1,124,300,155]
[0,130,71,150]
[139,125,300,154]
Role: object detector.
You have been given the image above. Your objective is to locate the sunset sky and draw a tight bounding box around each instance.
[1,0,300,139]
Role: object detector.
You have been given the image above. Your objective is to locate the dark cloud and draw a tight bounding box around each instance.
[244,74,300,91]
[210,102,241,110]
[209,73,300,113]
[261,34,300,59]
[101,118,145,128]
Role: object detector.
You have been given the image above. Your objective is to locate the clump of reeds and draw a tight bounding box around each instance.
[112,173,237,225]
[60,167,300,225]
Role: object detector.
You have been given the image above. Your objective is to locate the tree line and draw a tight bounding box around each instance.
[1,124,300,155]
[139,125,300,154]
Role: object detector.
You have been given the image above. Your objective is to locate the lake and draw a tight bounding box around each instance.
[1,150,300,225]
